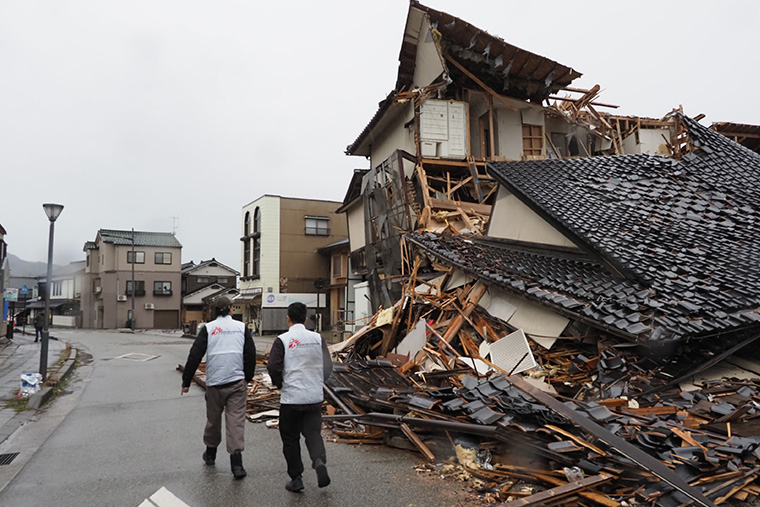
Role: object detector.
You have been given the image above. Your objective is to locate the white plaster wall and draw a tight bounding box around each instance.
[240,195,281,293]
[346,202,365,252]
[193,265,236,277]
[495,107,525,159]
[623,128,671,155]
[487,188,578,248]
[369,105,416,169]
[412,16,445,88]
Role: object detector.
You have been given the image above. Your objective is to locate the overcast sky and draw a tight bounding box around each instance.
[1,1,758,271]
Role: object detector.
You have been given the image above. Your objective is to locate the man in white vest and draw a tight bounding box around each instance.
[181,296,256,479]
[267,302,333,492]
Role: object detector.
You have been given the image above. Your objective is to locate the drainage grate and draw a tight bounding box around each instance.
[0,452,20,466]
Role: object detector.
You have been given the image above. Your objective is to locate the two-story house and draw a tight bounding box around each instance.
[81,229,182,329]
[239,195,347,334]
[343,1,677,313]
[181,258,239,327]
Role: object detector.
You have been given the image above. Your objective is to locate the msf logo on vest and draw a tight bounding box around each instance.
[210,327,236,336]
[288,338,301,349]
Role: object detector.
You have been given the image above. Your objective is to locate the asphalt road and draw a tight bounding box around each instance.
[0,330,468,507]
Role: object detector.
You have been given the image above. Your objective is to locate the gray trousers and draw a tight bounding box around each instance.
[204,379,246,454]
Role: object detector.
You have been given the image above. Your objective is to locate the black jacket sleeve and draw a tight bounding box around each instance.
[267,337,284,389]
[321,337,333,382]
[182,326,208,388]
[243,328,256,383]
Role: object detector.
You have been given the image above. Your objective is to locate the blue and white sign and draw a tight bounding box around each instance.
[20,285,29,295]
[261,293,326,308]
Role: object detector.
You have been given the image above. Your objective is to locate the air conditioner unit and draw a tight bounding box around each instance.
[145,303,155,310]
[117,295,127,302]
[94,287,102,294]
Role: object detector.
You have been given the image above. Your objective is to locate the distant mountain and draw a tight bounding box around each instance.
[5,253,61,278]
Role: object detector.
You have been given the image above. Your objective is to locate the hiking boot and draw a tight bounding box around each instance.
[230,452,246,479]
[314,458,330,488]
[202,447,216,466]
[285,476,304,492]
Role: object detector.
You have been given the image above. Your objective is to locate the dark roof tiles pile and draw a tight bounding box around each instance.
[410,117,760,342]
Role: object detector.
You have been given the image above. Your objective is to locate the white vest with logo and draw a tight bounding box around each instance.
[205,315,246,387]
[278,324,324,405]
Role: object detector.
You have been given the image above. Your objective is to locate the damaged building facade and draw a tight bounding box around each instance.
[324,2,760,505]
[343,1,682,314]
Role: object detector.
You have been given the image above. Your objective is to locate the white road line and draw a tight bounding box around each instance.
[115,353,160,362]
[139,486,191,507]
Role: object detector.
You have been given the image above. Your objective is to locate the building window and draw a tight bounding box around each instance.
[155,252,172,264]
[127,251,145,264]
[253,207,261,234]
[243,240,251,277]
[332,255,344,278]
[244,211,251,236]
[52,281,63,297]
[217,277,228,284]
[522,124,544,159]
[197,276,209,284]
[126,280,145,296]
[305,216,330,236]
[253,237,260,276]
[154,281,172,296]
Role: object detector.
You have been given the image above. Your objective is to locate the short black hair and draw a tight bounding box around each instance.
[287,302,307,324]
[214,306,230,318]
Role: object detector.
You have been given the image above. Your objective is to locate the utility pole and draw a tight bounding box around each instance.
[131,228,135,331]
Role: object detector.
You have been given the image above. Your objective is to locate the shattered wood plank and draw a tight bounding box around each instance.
[504,375,717,507]
[715,476,757,505]
[670,426,707,450]
[704,466,760,499]
[400,422,436,462]
[690,471,743,487]
[532,473,620,507]
[457,207,478,232]
[544,425,608,457]
[441,281,488,343]
[510,474,614,507]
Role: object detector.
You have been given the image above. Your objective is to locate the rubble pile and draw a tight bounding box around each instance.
[316,270,760,506]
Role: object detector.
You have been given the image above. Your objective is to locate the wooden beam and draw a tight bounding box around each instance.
[444,53,519,112]
[530,473,619,507]
[429,198,491,215]
[399,423,436,462]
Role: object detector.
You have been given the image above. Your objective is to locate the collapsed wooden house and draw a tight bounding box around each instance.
[341,1,700,317]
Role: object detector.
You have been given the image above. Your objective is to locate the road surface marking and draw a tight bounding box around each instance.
[138,486,190,507]
[116,353,159,362]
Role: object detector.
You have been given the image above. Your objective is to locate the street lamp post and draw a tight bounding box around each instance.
[40,203,63,381]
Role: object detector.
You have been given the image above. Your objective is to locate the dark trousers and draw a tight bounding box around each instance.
[35,327,42,341]
[279,403,326,479]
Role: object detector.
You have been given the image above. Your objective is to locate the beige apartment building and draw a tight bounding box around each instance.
[238,195,347,333]
[81,229,182,329]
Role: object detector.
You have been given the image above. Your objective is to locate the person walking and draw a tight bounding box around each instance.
[267,302,333,492]
[181,296,256,479]
[33,312,45,342]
